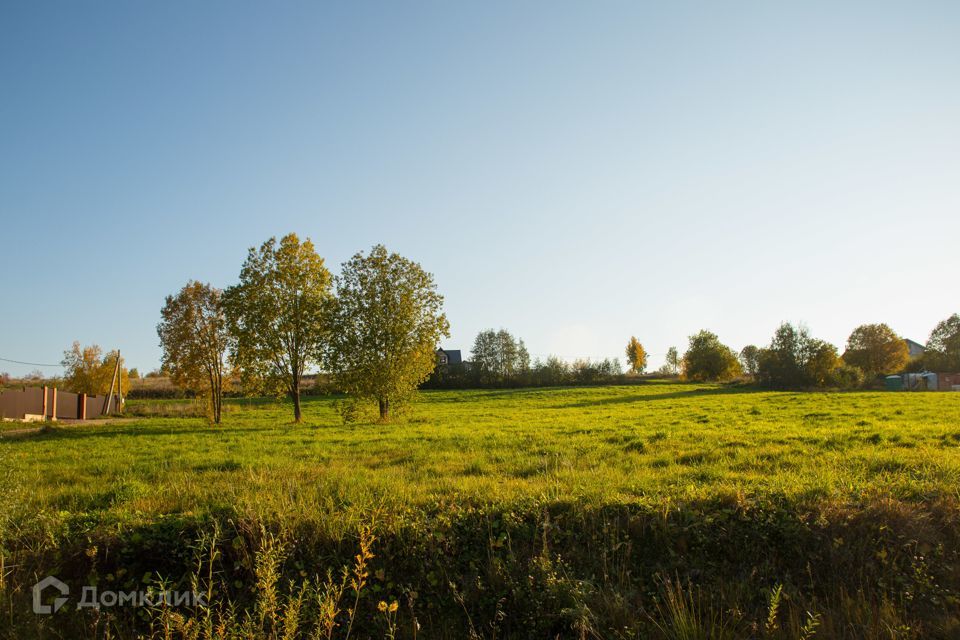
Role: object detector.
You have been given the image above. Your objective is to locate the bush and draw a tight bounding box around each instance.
[828,362,866,389]
[681,331,742,382]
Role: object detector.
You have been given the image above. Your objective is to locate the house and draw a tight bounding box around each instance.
[436,348,462,366]
[904,339,925,358]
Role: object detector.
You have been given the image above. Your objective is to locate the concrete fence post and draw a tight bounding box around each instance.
[51,387,58,422]
[41,385,48,420]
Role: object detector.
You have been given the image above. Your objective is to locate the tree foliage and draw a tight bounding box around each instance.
[158,281,232,424]
[223,234,332,422]
[471,329,530,384]
[325,245,449,421]
[841,323,908,378]
[624,337,647,374]
[739,345,760,376]
[664,346,680,375]
[756,323,854,389]
[61,342,130,396]
[681,331,742,381]
[925,313,960,371]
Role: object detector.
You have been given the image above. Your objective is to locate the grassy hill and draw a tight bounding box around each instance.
[3,382,960,638]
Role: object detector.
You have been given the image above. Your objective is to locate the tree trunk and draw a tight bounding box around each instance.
[213,382,222,425]
[292,386,302,423]
[378,398,389,421]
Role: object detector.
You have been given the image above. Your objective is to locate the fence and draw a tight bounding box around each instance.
[0,386,116,421]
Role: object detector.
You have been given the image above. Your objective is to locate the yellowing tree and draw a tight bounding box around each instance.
[158,281,232,424]
[61,342,130,396]
[325,245,450,422]
[625,337,647,374]
[842,323,908,378]
[223,234,333,423]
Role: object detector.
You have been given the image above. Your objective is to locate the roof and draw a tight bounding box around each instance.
[437,349,462,365]
[904,338,926,355]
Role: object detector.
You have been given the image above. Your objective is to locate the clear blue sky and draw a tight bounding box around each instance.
[2,2,958,376]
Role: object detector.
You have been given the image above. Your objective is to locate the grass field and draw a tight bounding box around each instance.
[3,382,960,638]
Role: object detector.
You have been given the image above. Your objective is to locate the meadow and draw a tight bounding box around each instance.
[2,382,960,638]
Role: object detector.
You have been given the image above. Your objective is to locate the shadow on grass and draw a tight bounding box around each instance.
[552,385,762,408]
[0,422,286,443]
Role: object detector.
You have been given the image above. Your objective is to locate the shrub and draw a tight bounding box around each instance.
[681,331,742,382]
[829,362,866,389]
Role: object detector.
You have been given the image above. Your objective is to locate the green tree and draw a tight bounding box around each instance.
[841,323,909,378]
[471,329,530,385]
[158,281,232,424]
[223,234,332,423]
[624,336,647,374]
[925,313,960,371]
[325,245,449,421]
[664,346,680,375]
[681,331,742,381]
[757,323,846,389]
[739,345,760,376]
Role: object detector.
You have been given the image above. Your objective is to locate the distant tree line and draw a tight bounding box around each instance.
[423,329,626,389]
[426,312,960,391]
[724,314,960,389]
[426,328,632,389]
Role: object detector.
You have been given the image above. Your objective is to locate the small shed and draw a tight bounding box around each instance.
[887,372,939,391]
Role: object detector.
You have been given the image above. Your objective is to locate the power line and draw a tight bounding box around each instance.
[0,356,62,368]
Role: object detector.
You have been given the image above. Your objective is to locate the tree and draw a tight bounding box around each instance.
[681,331,742,381]
[624,337,647,374]
[925,313,960,371]
[158,281,232,424]
[61,342,130,396]
[739,345,760,376]
[756,323,847,389]
[471,329,530,384]
[223,234,332,423]
[531,356,571,386]
[664,346,680,375]
[325,245,449,421]
[842,323,909,378]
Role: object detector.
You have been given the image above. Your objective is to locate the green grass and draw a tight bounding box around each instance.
[3,382,960,638]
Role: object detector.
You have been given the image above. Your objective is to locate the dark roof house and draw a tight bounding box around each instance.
[436,349,462,365]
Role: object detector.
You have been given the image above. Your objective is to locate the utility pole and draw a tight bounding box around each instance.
[102,350,121,415]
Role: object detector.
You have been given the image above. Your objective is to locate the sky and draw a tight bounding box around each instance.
[1,1,958,376]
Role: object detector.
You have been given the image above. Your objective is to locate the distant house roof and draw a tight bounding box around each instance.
[905,339,925,357]
[437,349,462,365]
